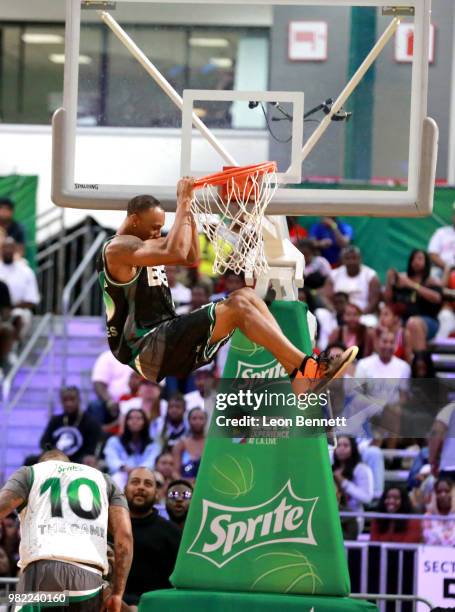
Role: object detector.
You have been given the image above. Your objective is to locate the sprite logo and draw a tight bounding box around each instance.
[187,481,318,568]
[235,358,287,378]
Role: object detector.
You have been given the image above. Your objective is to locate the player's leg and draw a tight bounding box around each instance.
[212,292,303,374]
[211,288,357,382]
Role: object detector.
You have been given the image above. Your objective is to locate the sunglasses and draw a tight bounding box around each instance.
[167,490,192,500]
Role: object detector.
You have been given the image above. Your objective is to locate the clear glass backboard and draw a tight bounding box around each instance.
[52,0,437,216]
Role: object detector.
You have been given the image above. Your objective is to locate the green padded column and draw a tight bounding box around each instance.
[170,301,350,596]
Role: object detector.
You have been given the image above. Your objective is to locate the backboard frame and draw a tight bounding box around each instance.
[52,0,438,217]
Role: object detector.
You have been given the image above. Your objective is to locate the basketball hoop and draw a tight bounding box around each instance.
[192,161,278,277]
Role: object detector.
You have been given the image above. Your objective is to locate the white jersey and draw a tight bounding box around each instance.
[18,461,110,573]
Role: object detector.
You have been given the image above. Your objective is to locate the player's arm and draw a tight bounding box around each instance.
[0,489,24,519]
[107,178,195,267]
[106,505,133,608]
[186,213,201,265]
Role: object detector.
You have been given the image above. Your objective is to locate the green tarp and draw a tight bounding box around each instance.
[297,184,455,282]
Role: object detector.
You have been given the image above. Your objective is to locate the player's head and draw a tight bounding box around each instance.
[125,467,157,515]
[38,449,70,463]
[126,194,164,241]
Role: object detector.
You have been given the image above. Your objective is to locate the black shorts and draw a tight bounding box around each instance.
[130,302,232,382]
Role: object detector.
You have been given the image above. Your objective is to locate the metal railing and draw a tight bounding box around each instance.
[0,314,55,483]
[346,541,434,612]
[61,230,107,384]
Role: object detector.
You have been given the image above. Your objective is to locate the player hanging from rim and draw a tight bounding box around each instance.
[0,449,133,612]
[98,177,358,389]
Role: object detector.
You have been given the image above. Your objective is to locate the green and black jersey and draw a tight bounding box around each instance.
[96,238,176,364]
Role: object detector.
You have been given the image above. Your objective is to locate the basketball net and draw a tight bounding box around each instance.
[191,162,278,277]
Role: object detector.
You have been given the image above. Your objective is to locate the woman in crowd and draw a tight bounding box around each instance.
[328,302,375,359]
[385,249,442,361]
[422,477,455,546]
[104,408,161,488]
[173,407,207,480]
[155,451,179,497]
[333,436,374,533]
[334,478,359,540]
[370,486,421,542]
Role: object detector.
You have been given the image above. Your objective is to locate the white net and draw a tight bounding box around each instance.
[191,165,278,277]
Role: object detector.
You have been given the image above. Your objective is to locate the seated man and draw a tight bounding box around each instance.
[98,178,357,388]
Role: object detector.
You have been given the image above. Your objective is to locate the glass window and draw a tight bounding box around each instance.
[0,22,269,128]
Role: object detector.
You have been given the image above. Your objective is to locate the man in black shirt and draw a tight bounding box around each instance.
[40,386,102,463]
[0,198,26,256]
[124,467,181,605]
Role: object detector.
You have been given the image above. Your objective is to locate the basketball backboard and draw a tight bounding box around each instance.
[52,0,437,216]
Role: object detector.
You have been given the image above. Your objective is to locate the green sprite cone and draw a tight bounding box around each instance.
[171,301,351,596]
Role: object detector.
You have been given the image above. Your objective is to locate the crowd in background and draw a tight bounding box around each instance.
[1,209,455,602]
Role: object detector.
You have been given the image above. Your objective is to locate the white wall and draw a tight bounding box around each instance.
[0,124,269,239]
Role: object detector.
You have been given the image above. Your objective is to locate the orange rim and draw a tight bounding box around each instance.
[193,161,277,190]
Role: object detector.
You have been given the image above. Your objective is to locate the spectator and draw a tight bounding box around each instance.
[124,467,181,605]
[0,323,17,378]
[120,380,167,430]
[287,217,308,245]
[370,487,421,543]
[1,513,20,573]
[211,270,245,301]
[0,198,26,256]
[354,330,411,395]
[332,436,374,529]
[150,393,188,451]
[428,401,455,481]
[165,479,193,529]
[184,366,217,422]
[334,478,359,540]
[298,239,332,290]
[40,386,101,463]
[309,216,353,266]
[377,303,406,360]
[155,451,179,491]
[315,291,349,351]
[324,246,380,315]
[0,545,12,578]
[409,463,434,512]
[88,349,134,428]
[104,408,161,488]
[428,203,455,273]
[173,407,207,479]
[422,477,455,546]
[0,281,11,322]
[153,470,167,507]
[0,238,39,339]
[385,250,442,360]
[167,266,191,314]
[405,351,442,439]
[328,302,375,359]
[190,284,211,311]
